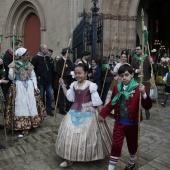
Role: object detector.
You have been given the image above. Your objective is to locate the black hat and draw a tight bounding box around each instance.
[121,50,128,56]
[61,47,73,54]
[81,50,91,56]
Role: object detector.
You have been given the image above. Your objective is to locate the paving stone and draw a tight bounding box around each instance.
[11,145,25,155]
[22,152,35,164]
[148,159,170,170]
[22,135,37,143]
[33,150,47,160]
[1,165,26,170]
[42,126,51,132]
[140,150,160,162]
[156,152,170,167]
[0,158,14,168]
[139,164,158,170]
[1,148,15,158]
[21,143,34,153]
[0,151,4,160]
[30,140,50,150]
[75,162,98,170]
[91,158,109,167]
[41,146,57,158]
[45,157,60,169]
[30,133,43,141]
[24,160,51,170]
[11,155,25,166]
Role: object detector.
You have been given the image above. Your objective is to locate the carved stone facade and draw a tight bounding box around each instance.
[0,0,141,57]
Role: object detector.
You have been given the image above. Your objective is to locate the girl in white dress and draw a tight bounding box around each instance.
[55,64,112,167]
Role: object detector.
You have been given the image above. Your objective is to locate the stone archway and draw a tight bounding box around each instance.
[5,0,46,46]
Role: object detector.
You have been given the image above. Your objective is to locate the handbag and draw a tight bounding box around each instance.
[150,85,158,99]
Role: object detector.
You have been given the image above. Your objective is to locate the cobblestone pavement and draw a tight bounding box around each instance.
[0,100,170,170]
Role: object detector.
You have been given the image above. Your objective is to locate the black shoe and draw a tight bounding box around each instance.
[145,110,150,119]
[161,103,165,107]
[124,163,135,170]
[0,144,6,151]
[59,111,67,115]
[47,112,54,116]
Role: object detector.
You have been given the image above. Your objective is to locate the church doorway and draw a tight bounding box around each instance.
[24,14,41,58]
[137,0,170,53]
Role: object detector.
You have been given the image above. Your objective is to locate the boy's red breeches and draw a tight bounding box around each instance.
[110,121,138,157]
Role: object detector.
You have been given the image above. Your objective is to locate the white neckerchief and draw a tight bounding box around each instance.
[123,85,128,90]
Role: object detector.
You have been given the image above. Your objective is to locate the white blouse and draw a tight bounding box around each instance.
[66,80,102,106]
[161,57,170,62]
[114,63,122,73]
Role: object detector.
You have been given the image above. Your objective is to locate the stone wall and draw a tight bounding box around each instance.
[0,0,143,57]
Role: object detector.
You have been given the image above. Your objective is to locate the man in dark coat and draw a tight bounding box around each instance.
[2,39,22,100]
[31,44,54,116]
[55,48,73,115]
[78,51,91,72]
[131,45,154,119]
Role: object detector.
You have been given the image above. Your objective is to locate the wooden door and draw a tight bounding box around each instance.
[24,14,41,58]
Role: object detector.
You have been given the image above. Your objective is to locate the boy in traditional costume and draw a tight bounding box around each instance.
[99,64,152,170]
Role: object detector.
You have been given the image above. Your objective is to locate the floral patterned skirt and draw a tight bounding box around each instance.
[5,85,47,131]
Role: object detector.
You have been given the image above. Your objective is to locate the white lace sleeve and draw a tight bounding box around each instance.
[89,82,103,106]
[77,61,83,64]
[114,63,121,73]
[30,70,38,89]
[66,82,75,102]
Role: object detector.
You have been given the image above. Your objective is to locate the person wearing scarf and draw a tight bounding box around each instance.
[5,47,47,138]
[2,39,22,100]
[31,44,54,116]
[99,64,152,170]
[131,45,154,120]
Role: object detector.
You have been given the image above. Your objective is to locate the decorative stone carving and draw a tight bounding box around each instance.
[78,12,137,21]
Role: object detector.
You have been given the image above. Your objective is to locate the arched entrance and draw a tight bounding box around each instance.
[5,0,46,51]
[24,14,40,57]
[137,0,170,52]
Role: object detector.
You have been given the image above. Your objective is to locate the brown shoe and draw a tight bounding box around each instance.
[47,112,54,116]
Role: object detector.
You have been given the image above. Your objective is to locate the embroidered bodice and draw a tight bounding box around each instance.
[71,86,91,111]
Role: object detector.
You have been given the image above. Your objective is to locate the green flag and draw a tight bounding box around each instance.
[144,30,148,46]
[101,64,108,71]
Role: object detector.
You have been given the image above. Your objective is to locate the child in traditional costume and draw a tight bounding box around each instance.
[5,47,47,138]
[55,64,112,167]
[99,64,152,170]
